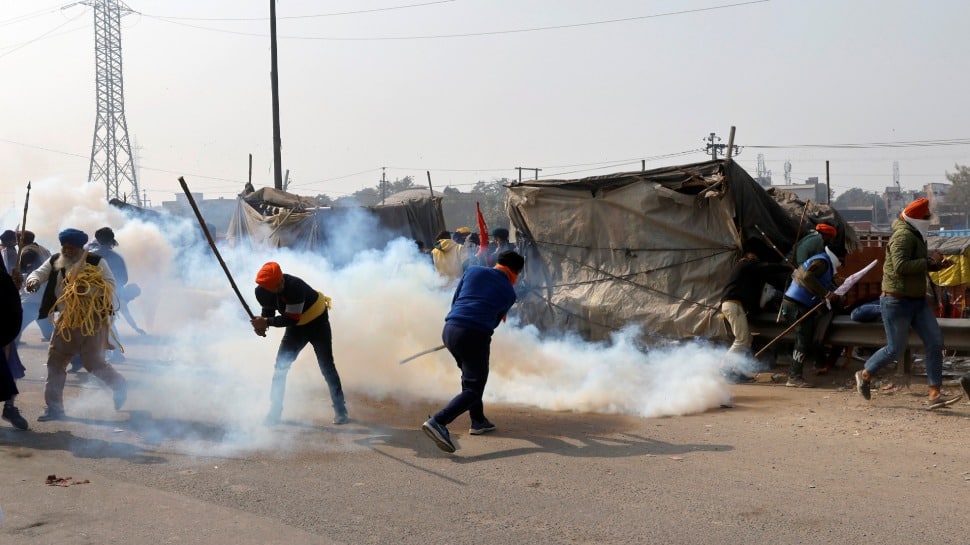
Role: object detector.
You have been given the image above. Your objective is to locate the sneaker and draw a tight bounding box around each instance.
[469,419,496,435]
[422,417,456,453]
[113,382,128,411]
[785,377,814,388]
[332,413,349,425]
[927,394,963,411]
[855,370,871,400]
[960,375,970,400]
[37,407,66,422]
[2,406,29,430]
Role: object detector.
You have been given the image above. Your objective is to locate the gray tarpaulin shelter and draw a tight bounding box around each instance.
[226,187,445,253]
[506,159,856,343]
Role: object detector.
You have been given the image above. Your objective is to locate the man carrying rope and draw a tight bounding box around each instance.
[25,228,128,422]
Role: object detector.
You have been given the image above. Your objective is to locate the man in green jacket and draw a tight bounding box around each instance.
[854,198,959,409]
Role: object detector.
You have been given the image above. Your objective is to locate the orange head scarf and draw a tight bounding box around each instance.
[494,264,519,286]
[256,262,283,290]
[902,197,930,219]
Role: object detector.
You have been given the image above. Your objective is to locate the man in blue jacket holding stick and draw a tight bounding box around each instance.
[422,250,525,453]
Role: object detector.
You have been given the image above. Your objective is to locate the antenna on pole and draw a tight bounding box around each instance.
[83,0,140,206]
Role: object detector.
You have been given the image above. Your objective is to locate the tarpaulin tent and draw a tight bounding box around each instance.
[506,159,856,342]
[226,187,445,254]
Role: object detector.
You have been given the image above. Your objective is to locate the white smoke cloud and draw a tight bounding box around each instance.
[19,178,734,457]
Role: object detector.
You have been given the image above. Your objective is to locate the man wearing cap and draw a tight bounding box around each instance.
[422,250,525,453]
[854,198,960,409]
[790,223,838,266]
[16,230,54,343]
[779,243,847,388]
[25,228,127,421]
[251,262,348,426]
[452,227,471,246]
[486,227,515,267]
[786,222,841,373]
[90,227,146,340]
[431,230,464,282]
[0,230,17,275]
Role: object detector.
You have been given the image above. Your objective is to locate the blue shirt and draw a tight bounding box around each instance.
[445,266,517,333]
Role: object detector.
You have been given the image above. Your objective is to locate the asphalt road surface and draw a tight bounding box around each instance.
[3,333,970,545]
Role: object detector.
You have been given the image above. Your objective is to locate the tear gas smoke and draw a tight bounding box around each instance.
[8,178,734,456]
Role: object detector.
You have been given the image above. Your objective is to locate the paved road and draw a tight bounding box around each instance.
[3,333,970,544]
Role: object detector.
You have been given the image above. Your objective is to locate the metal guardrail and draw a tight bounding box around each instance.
[750,313,970,374]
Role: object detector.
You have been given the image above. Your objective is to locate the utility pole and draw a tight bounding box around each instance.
[84,0,140,206]
[515,167,541,182]
[380,167,387,205]
[825,161,831,204]
[269,0,283,190]
[703,131,741,161]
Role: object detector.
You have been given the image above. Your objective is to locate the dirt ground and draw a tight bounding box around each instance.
[3,332,970,545]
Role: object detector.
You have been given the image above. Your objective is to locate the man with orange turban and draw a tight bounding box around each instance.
[789,222,838,266]
[854,198,959,409]
[251,262,348,426]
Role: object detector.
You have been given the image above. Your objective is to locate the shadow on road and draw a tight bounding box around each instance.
[0,428,166,464]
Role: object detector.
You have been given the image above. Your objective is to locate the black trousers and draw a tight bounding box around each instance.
[433,323,491,426]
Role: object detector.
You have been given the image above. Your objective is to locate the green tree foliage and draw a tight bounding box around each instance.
[945,164,970,208]
[439,179,511,233]
[833,187,879,208]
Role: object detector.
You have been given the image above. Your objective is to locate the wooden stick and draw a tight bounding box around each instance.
[755,300,827,358]
[753,223,788,262]
[399,344,445,365]
[14,181,31,273]
[775,204,810,322]
[178,176,255,319]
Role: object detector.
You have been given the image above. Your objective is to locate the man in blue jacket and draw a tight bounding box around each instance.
[779,244,846,388]
[422,250,525,453]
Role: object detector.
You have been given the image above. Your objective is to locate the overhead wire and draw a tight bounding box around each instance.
[139,0,770,42]
[141,0,457,22]
[0,3,65,28]
[0,9,86,59]
[3,134,969,196]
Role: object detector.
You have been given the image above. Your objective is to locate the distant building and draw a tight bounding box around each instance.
[157,193,237,238]
[925,181,967,230]
[767,177,829,204]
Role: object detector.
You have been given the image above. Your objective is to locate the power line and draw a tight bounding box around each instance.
[0,10,85,60]
[0,3,64,28]
[141,0,456,22]
[746,138,970,150]
[3,134,968,195]
[140,0,770,42]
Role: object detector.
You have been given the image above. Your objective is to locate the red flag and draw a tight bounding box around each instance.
[476,202,489,256]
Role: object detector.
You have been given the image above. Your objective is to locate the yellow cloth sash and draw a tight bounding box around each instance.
[296,291,331,326]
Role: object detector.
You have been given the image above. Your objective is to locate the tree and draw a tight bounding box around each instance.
[350,187,380,206]
[833,187,879,208]
[945,163,970,209]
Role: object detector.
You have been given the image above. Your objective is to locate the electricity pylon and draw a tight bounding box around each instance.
[83,0,140,205]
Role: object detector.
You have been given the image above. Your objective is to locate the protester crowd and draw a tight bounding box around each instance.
[4,200,969,455]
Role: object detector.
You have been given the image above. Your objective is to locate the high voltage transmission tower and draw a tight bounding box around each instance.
[82,0,140,206]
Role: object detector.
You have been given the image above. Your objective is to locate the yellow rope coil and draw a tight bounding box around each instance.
[53,263,116,344]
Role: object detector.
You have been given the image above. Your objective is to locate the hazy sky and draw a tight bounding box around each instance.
[2,0,969,212]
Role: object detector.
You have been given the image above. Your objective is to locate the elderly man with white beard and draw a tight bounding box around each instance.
[25,228,128,421]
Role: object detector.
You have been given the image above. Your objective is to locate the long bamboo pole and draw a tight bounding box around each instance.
[178,176,255,320]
